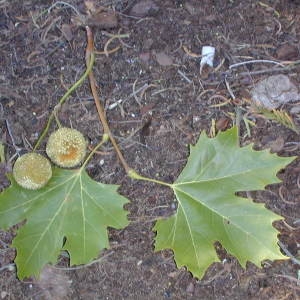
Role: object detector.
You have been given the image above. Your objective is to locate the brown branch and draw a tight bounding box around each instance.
[85,26,130,174]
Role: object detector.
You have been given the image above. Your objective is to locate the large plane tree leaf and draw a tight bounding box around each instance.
[154,126,295,279]
[0,167,129,279]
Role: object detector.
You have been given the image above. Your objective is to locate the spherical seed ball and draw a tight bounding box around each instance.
[46,127,87,168]
[13,153,52,190]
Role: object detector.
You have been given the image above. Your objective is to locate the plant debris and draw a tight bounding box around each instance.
[1,0,300,299]
[251,74,300,109]
[129,0,160,17]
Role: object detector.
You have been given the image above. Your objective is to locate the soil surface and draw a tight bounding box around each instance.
[1,1,300,299]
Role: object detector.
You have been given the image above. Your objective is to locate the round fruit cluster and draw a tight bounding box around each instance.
[13,127,87,190]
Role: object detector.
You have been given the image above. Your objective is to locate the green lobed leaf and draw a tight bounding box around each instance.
[154,126,295,279]
[0,167,129,279]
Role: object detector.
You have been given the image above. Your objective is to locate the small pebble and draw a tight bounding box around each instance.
[139,52,151,62]
[290,106,300,114]
[186,282,195,294]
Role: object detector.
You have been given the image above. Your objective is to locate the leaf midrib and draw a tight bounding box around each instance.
[173,190,202,270]
[79,174,87,260]
[173,186,278,255]
[0,172,79,215]
[23,172,81,268]
[174,165,272,187]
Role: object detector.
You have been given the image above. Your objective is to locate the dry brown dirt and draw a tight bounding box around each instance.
[0,1,300,299]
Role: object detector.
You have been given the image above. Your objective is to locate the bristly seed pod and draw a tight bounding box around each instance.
[13,152,52,190]
[46,127,87,168]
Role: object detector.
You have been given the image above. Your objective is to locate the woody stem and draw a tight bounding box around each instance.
[85,26,130,174]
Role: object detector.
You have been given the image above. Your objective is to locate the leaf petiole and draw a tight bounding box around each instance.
[128,169,172,188]
[33,52,95,151]
[81,134,109,170]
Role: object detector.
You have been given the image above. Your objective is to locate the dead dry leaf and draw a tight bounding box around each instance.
[36,265,71,300]
[86,10,118,29]
[129,0,160,17]
[61,24,74,41]
[276,44,299,61]
[266,137,285,153]
[155,51,173,66]
[251,75,300,109]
